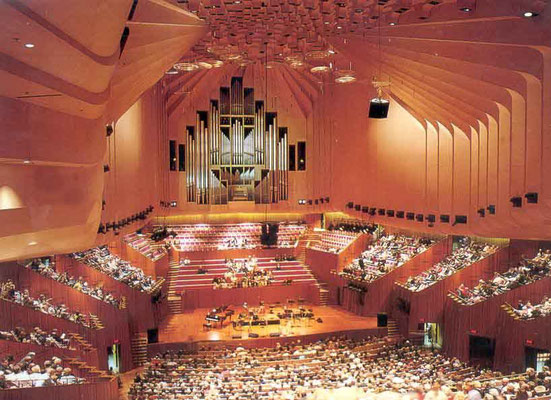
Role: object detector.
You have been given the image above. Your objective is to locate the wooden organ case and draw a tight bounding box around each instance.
[186,77,289,205]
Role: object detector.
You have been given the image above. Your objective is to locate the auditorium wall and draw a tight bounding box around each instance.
[318,4,551,240]
[0,0,206,262]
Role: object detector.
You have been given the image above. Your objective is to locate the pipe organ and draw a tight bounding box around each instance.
[186,77,289,205]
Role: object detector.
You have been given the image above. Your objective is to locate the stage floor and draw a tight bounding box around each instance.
[158,305,379,343]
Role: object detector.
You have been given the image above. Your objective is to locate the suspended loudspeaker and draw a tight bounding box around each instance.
[368,98,390,119]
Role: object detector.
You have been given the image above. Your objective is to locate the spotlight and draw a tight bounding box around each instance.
[459,7,471,12]
[106,124,114,137]
[440,214,450,223]
[427,214,436,223]
[354,204,360,211]
[103,164,110,173]
[24,43,35,49]
[325,197,330,203]
[378,208,385,216]
[396,211,405,219]
[415,214,424,222]
[406,212,415,220]
[477,208,485,217]
[307,200,313,205]
[510,196,522,208]
[523,11,537,17]
[362,206,369,213]
[525,192,538,204]
[487,205,496,215]
[170,201,177,208]
[386,209,395,217]
[346,202,354,209]
[368,207,376,216]
[315,199,320,205]
[389,22,396,25]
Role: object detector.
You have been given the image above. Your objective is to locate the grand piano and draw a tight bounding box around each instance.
[205,305,234,328]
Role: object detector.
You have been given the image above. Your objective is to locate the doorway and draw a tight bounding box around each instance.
[526,347,551,372]
[469,335,495,369]
[423,323,443,349]
[107,343,121,374]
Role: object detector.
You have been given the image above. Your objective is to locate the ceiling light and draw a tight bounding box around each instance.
[23,159,31,164]
[24,43,35,48]
[389,22,396,26]
[324,21,330,25]
[460,7,471,12]
[165,67,179,75]
[328,49,335,54]
[310,65,330,74]
[335,70,356,83]
[28,241,37,246]
[337,26,342,29]
[523,11,537,17]
[174,62,199,71]
[196,61,213,69]
[210,60,224,68]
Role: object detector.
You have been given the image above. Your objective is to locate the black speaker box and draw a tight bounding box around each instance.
[377,313,388,327]
[232,334,242,339]
[269,332,281,337]
[368,99,390,119]
[248,333,259,338]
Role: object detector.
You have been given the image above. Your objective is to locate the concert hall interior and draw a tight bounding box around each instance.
[1,0,551,399]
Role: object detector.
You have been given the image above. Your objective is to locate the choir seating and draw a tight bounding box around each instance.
[124,233,168,262]
[308,231,360,254]
[169,223,306,252]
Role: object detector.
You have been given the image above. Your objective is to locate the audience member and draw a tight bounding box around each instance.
[72,246,160,293]
[0,326,72,349]
[0,352,84,389]
[0,280,102,329]
[402,239,499,292]
[128,336,549,400]
[24,258,125,309]
[510,296,551,320]
[341,235,434,283]
[450,250,551,305]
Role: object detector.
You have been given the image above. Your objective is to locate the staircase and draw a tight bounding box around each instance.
[318,285,329,306]
[130,333,148,367]
[167,260,181,298]
[149,277,166,296]
[69,333,94,352]
[167,294,182,314]
[89,313,104,330]
[387,319,400,341]
[66,357,112,381]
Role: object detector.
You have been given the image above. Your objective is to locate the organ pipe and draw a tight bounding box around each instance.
[186,77,291,205]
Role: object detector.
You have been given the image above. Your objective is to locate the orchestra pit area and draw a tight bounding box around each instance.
[1,1,551,400]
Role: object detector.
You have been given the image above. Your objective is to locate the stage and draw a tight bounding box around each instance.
[151,305,385,354]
